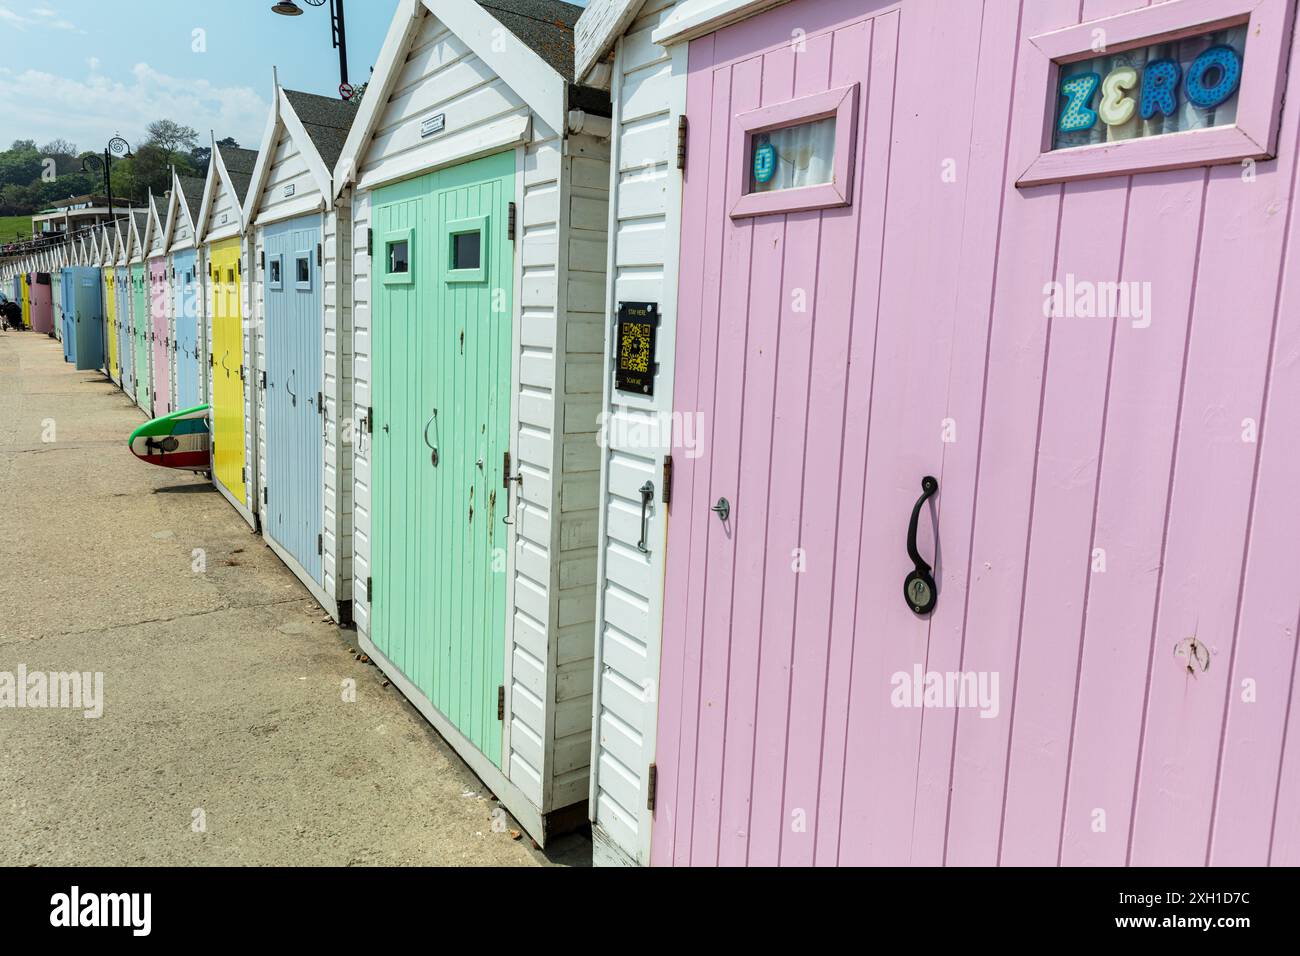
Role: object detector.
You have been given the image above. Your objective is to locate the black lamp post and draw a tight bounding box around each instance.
[272,0,351,98]
[81,135,132,233]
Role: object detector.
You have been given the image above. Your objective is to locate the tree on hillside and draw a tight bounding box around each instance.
[129,143,197,200]
[40,139,77,158]
[145,119,199,169]
[0,142,43,191]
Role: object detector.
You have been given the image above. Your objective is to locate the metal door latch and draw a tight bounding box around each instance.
[904,476,939,616]
[711,497,730,523]
[424,409,438,466]
[637,481,655,553]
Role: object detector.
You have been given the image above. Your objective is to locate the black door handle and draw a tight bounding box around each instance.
[904,476,939,616]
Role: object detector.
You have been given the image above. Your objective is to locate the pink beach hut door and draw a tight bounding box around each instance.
[655,0,978,866]
[150,259,170,415]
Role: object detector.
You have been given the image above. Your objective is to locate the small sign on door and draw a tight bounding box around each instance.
[615,301,658,396]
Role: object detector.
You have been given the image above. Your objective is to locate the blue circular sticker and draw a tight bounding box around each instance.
[753,142,776,184]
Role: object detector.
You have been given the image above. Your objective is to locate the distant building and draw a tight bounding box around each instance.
[30,195,137,241]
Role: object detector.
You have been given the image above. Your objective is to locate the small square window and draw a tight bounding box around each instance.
[452,231,481,271]
[269,259,281,284]
[749,117,837,194]
[296,256,310,284]
[388,240,409,275]
[226,268,234,283]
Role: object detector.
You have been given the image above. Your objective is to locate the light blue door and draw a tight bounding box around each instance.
[73,268,105,372]
[263,215,323,582]
[61,273,75,363]
[172,250,200,408]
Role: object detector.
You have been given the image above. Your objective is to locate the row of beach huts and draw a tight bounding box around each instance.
[4,0,1300,866]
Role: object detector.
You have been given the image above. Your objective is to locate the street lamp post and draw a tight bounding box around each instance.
[271,0,351,98]
[81,135,132,233]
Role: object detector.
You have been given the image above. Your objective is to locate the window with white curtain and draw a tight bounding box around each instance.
[1052,24,1247,151]
[748,117,837,194]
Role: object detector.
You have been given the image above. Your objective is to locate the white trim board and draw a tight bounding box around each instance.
[650,0,792,45]
[575,0,646,82]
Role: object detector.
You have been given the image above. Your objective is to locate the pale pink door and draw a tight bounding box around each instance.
[654,0,959,865]
[150,258,170,415]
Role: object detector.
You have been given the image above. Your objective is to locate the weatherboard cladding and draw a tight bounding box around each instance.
[346,1,609,838]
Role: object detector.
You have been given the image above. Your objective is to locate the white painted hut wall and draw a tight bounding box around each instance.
[252,124,325,223]
[206,171,243,244]
[348,7,609,814]
[588,0,685,865]
[545,134,609,810]
[169,203,195,251]
[323,204,353,605]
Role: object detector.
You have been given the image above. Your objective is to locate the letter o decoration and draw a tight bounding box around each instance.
[1185,44,1243,109]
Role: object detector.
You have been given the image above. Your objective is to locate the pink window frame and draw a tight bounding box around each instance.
[728,83,859,218]
[1016,0,1295,188]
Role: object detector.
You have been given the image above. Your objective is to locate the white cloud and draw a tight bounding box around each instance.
[0,4,83,32]
[0,61,269,154]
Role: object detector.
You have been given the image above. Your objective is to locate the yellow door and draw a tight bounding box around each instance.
[210,238,246,504]
[104,270,119,381]
[20,273,30,327]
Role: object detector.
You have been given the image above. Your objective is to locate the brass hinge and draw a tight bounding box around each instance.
[502,451,511,489]
[317,533,323,555]
[242,466,247,484]
[262,486,267,505]
[507,202,516,242]
[662,455,673,506]
[317,391,323,415]
[497,685,505,721]
[237,258,242,276]
[366,227,372,257]
[366,576,372,602]
[259,250,264,270]
[317,243,322,266]
[676,115,688,171]
[647,762,657,811]
[366,406,373,433]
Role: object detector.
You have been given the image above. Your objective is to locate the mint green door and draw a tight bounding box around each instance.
[371,151,514,766]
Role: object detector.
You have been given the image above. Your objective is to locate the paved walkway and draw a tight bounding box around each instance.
[0,329,586,865]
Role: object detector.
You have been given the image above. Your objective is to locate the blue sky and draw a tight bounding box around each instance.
[0,0,587,154]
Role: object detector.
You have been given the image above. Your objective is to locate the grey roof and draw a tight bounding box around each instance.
[476,0,581,81]
[283,88,359,172]
[177,175,205,220]
[218,145,259,203]
[131,208,149,238]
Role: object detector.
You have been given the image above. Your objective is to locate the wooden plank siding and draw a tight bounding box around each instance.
[346,4,612,832]
[630,0,1300,867]
[588,0,685,869]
